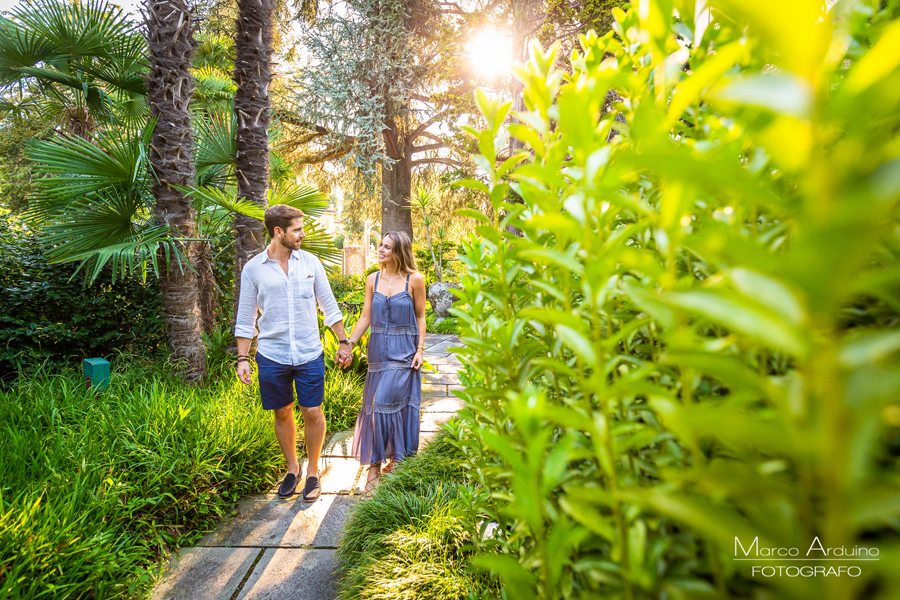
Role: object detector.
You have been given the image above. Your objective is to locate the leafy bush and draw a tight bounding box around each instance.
[426,308,460,335]
[337,430,497,600]
[0,212,164,381]
[329,272,365,302]
[451,3,900,599]
[0,114,54,212]
[0,360,282,599]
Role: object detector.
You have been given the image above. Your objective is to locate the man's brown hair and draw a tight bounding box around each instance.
[264,204,306,238]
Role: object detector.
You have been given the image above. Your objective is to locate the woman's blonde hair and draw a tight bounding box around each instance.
[382,231,417,275]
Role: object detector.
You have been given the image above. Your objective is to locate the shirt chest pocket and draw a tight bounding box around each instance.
[297,276,315,300]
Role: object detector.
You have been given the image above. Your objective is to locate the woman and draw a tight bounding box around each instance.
[345,231,427,493]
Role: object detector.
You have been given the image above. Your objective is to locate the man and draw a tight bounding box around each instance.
[235,204,353,501]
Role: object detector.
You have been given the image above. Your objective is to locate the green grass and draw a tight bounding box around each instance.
[336,431,497,600]
[0,355,363,599]
[322,368,364,432]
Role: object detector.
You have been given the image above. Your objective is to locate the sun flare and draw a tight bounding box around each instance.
[467,29,512,79]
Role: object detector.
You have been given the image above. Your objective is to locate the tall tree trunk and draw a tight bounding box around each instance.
[197,241,219,335]
[232,0,274,320]
[144,0,207,383]
[381,119,413,239]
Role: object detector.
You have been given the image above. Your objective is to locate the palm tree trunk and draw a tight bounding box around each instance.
[232,0,274,320]
[144,0,207,383]
[197,241,219,335]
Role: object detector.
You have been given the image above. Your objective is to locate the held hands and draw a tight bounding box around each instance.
[336,343,353,369]
[411,348,424,370]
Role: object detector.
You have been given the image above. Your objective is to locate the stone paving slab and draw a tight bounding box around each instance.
[421,382,450,394]
[420,412,454,432]
[151,547,259,600]
[199,494,358,548]
[424,351,456,359]
[426,341,462,354]
[322,429,355,458]
[267,457,363,495]
[422,372,460,385]
[425,350,462,365]
[424,333,456,341]
[421,397,465,413]
[236,549,338,600]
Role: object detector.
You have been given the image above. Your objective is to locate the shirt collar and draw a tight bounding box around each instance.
[261,248,299,263]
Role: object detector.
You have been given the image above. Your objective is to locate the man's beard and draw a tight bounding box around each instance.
[280,237,300,250]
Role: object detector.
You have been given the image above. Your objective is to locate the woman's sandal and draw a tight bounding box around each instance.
[382,460,396,475]
[364,465,381,496]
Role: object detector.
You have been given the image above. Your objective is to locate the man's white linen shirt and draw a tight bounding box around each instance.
[234,248,343,366]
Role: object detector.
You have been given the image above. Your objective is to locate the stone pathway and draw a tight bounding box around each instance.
[150,333,463,600]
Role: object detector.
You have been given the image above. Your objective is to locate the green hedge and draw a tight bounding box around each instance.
[0,213,164,380]
[449,3,900,599]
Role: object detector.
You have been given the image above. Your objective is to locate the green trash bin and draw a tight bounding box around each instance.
[84,358,110,391]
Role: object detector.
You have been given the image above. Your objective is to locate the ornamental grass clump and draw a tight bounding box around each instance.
[450,2,900,599]
[336,432,497,600]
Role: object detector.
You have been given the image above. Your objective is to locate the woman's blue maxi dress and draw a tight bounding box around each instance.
[351,272,421,465]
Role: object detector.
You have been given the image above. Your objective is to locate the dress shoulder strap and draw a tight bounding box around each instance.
[404,273,410,291]
[374,270,380,290]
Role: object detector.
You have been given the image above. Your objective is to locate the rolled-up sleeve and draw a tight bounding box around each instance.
[314,260,344,327]
[234,265,259,338]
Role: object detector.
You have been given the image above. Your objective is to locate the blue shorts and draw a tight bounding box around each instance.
[256,352,325,411]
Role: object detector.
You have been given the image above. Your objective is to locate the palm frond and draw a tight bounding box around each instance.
[0,18,56,86]
[80,59,147,95]
[42,187,152,256]
[194,109,235,182]
[27,123,150,218]
[183,184,265,220]
[301,220,341,265]
[193,66,235,108]
[38,187,174,283]
[114,92,147,121]
[60,225,183,284]
[184,184,339,264]
[13,64,90,90]
[268,182,329,217]
[10,0,137,59]
[194,33,233,71]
